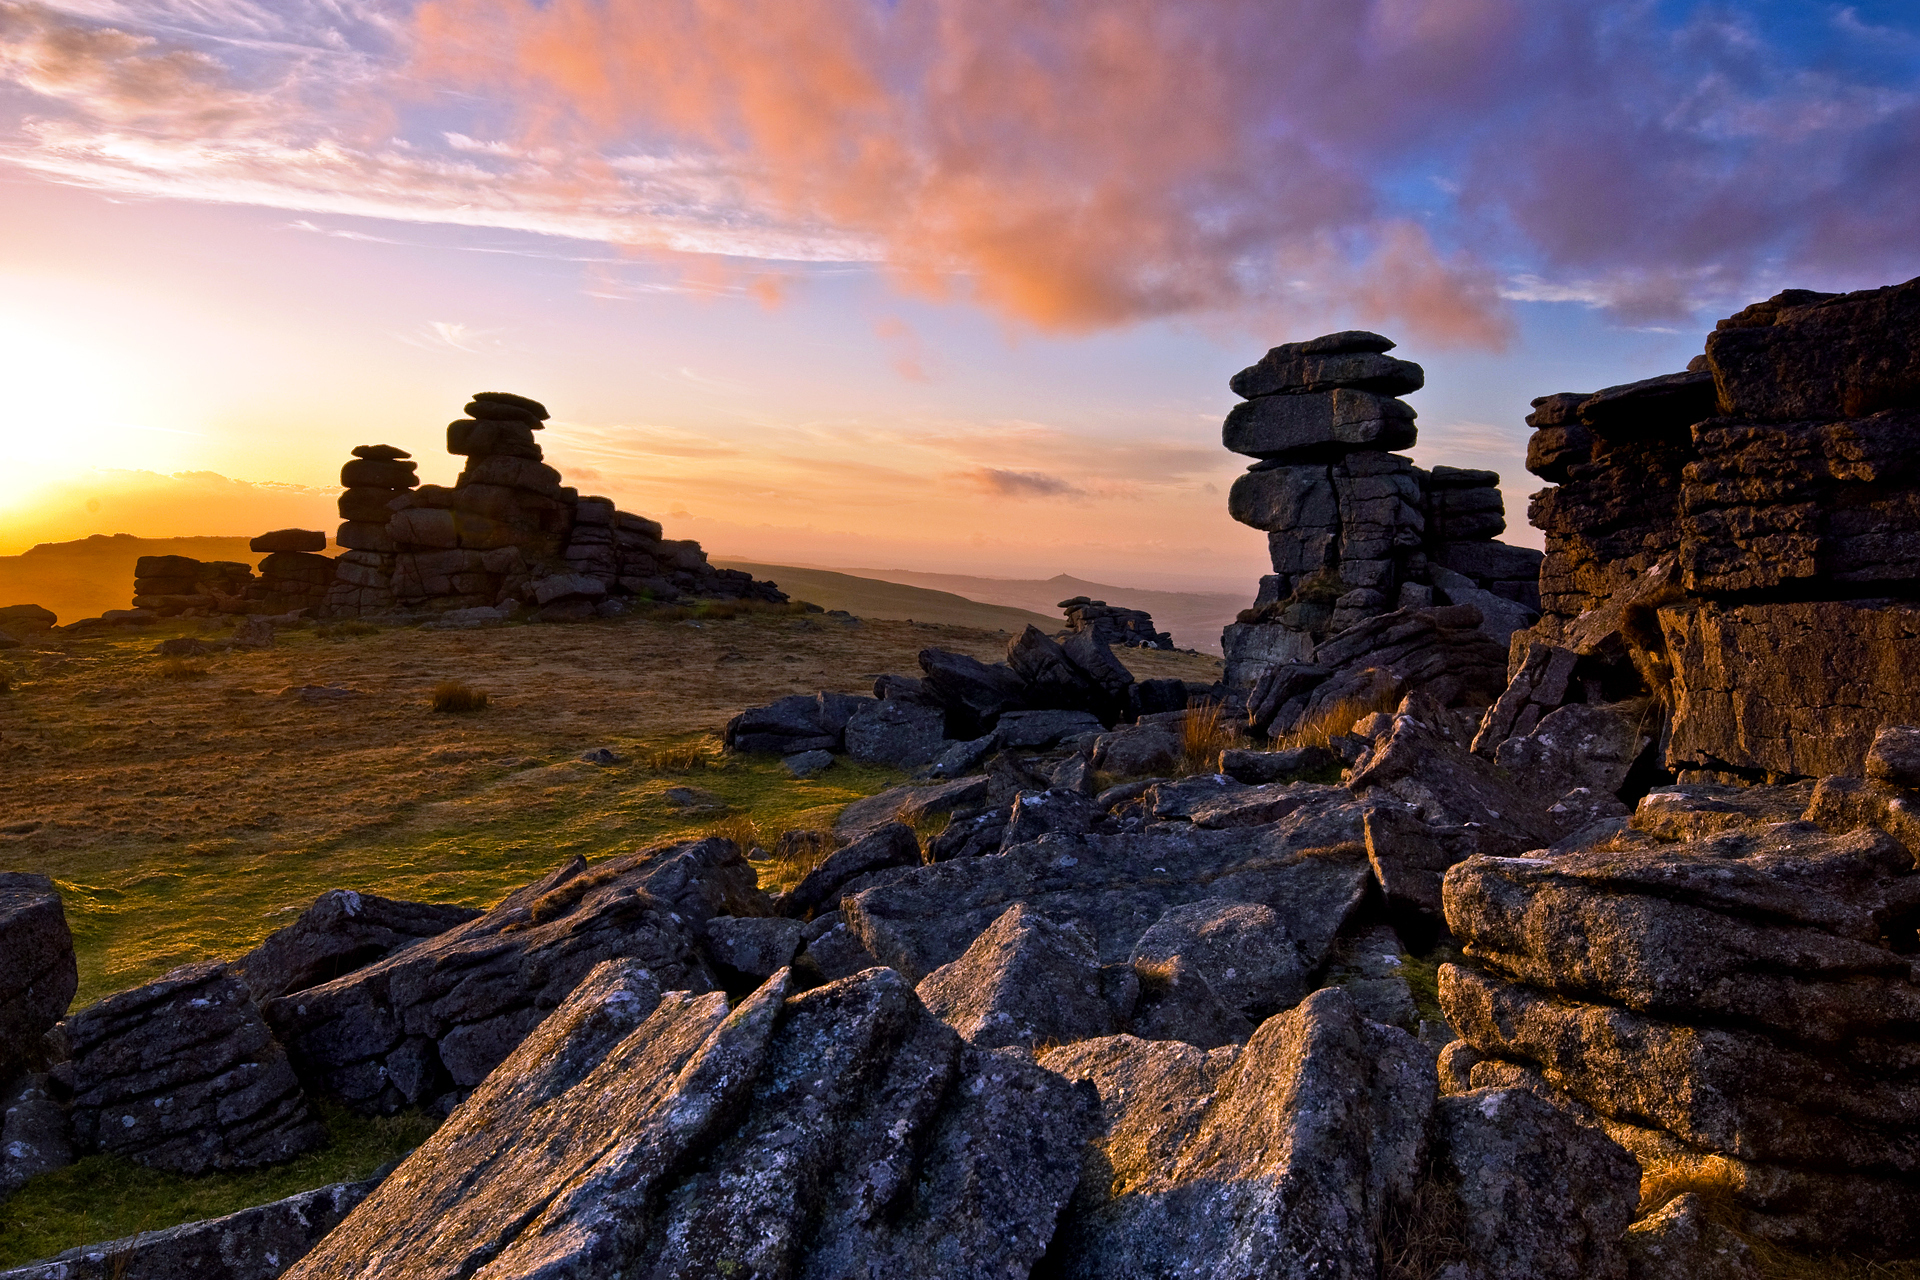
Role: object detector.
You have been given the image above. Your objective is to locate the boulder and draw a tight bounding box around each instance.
[915,903,1119,1049]
[918,647,1027,735]
[1218,745,1339,785]
[249,529,327,554]
[0,1071,70,1199]
[264,839,759,1113]
[1039,987,1435,1280]
[1624,1194,1763,1280]
[782,748,834,778]
[0,874,77,1078]
[1431,1086,1640,1280]
[1222,389,1418,459]
[1348,712,1560,855]
[1125,955,1254,1048]
[1129,898,1315,1019]
[702,915,807,978]
[844,802,1373,984]
[1090,724,1182,776]
[58,961,324,1174]
[1006,625,1116,719]
[999,788,1102,848]
[0,1176,380,1280]
[843,698,949,766]
[1492,701,1651,803]
[285,964,1094,1280]
[1705,278,1920,422]
[339,458,418,489]
[233,889,484,1002]
[1868,724,1920,788]
[832,776,989,839]
[1229,337,1425,398]
[725,693,837,755]
[777,822,921,920]
[994,707,1104,749]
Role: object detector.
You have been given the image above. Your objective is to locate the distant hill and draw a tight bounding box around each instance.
[827,569,1248,654]
[713,561,1061,634]
[0,534,335,625]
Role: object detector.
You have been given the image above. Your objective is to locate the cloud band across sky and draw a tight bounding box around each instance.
[1,0,1917,345]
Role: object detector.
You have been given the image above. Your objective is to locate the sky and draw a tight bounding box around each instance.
[1,1,1917,593]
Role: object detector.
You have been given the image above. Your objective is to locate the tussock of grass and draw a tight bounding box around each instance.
[0,1101,436,1269]
[154,657,209,680]
[1179,700,1245,776]
[314,621,379,639]
[1635,1161,1920,1279]
[705,812,765,858]
[1273,684,1403,752]
[1380,1171,1470,1280]
[763,828,836,896]
[640,739,715,773]
[428,679,488,713]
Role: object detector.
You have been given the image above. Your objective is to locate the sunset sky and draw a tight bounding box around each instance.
[2,0,1917,590]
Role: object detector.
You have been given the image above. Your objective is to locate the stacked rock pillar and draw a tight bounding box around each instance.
[325,445,417,615]
[247,529,335,614]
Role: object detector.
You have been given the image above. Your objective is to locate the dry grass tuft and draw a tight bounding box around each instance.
[428,679,489,713]
[1380,1174,1471,1280]
[763,827,836,892]
[706,812,766,858]
[1273,685,1403,752]
[1179,700,1245,776]
[639,740,715,773]
[155,657,210,680]
[315,621,380,639]
[1638,1155,1746,1224]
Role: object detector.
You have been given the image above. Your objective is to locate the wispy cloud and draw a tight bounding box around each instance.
[961,468,1084,499]
[394,320,505,353]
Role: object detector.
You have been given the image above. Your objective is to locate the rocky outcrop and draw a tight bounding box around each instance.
[56,961,325,1175]
[1038,987,1435,1280]
[1503,275,1920,780]
[1219,331,1542,692]
[0,1176,379,1280]
[0,874,76,1080]
[1058,596,1173,649]
[285,961,1094,1280]
[130,554,256,616]
[1440,803,1920,1254]
[233,890,483,1002]
[263,838,761,1114]
[324,394,782,618]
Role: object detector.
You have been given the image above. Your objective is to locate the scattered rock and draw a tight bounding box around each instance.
[57,961,324,1174]
[0,1071,71,1200]
[782,748,834,778]
[577,746,623,765]
[916,904,1118,1049]
[778,822,921,920]
[233,889,482,1002]
[702,915,807,978]
[1625,1193,1763,1280]
[0,874,77,1079]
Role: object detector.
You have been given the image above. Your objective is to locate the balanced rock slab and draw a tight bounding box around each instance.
[0,874,77,1079]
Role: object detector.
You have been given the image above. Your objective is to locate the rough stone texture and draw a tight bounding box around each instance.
[0,1071,70,1200]
[287,963,1094,1280]
[57,962,325,1174]
[1222,388,1417,459]
[233,890,482,1002]
[1662,599,1920,778]
[1705,278,1920,422]
[1624,1193,1763,1280]
[0,874,76,1079]
[264,838,759,1113]
[1431,1086,1640,1280]
[1868,724,1920,788]
[1127,899,1315,1021]
[1440,813,1920,1253]
[778,821,920,921]
[1492,701,1650,804]
[1039,987,1435,1280]
[0,1177,379,1280]
[915,903,1118,1049]
[1090,724,1181,776]
[918,646,1028,737]
[844,795,1373,984]
[249,529,327,554]
[1348,712,1559,855]
[702,915,808,977]
[843,698,949,766]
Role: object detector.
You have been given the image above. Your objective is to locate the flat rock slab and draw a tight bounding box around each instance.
[0,1177,378,1280]
[845,796,1374,984]
[287,962,1093,1280]
[234,890,481,1002]
[264,838,760,1113]
[57,961,323,1175]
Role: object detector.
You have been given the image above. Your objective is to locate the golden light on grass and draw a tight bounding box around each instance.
[428,679,489,713]
[1180,699,1243,776]
[155,657,210,680]
[1273,684,1404,753]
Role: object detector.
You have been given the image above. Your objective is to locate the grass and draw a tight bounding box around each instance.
[314,620,380,639]
[0,1101,435,1268]
[1398,942,1459,1028]
[1179,699,1244,776]
[428,679,489,713]
[1271,683,1403,752]
[154,656,209,680]
[639,739,714,772]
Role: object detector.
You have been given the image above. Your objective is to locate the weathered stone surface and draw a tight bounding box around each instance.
[1041,987,1435,1280]
[1223,389,1417,460]
[264,839,757,1112]
[1126,955,1253,1048]
[1362,802,1472,922]
[58,962,324,1174]
[234,890,482,1002]
[916,903,1117,1049]
[1705,277,1920,422]
[1218,745,1339,785]
[843,698,949,765]
[289,963,1093,1280]
[1431,1086,1640,1280]
[1661,599,1920,778]
[845,804,1373,984]
[1007,625,1123,720]
[725,693,838,756]
[1230,341,1425,399]
[702,915,807,977]
[918,647,1027,735]
[1349,712,1559,855]
[1625,1193,1763,1280]
[1129,898,1315,1020]
[1868,725,1920,788]
[1228,462,1338,533]
[0,874,76,1079]
[0,1071,70,1199]
[0,1176,379,1280]
[1090,724,1181,776]
[778,822,921,920]
[1493,701,1650,803]
[995,707,1104,748]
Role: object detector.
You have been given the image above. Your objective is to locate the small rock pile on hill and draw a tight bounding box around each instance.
[323,392,781,619]
[1219,331,1543,694]
[1058,596,1173,649]
[1483,274,1920,781]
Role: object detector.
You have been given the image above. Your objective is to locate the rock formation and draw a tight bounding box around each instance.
[247,529,335,615]
[1219,331,1544,694]
[130,554,255,616]
[1058,595,1173,649]
[325,392,782,619]
[1491,274,1920,780]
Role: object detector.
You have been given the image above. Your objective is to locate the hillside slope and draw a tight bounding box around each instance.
[713,561,1062,634]
[0,534,310,624]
